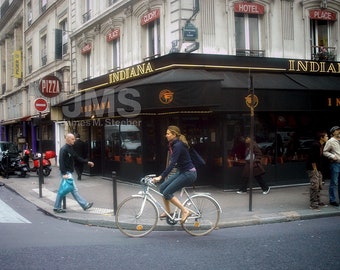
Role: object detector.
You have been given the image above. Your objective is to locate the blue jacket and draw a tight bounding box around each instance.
[161,139,194,179]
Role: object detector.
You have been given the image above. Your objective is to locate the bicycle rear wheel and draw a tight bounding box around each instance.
[182,194,220,236]
[115,195,158,238]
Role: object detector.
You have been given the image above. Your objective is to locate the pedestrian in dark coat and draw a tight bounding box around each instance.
[237,136,270,194]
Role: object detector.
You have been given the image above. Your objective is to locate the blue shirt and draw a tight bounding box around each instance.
[161,139,194,179]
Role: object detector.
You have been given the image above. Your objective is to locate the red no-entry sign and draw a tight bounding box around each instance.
[34,98,48,112]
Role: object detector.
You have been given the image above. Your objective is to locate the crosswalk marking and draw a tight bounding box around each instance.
[0,199,31,224]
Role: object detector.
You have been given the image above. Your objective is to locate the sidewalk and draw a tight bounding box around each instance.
[1,166,340,230]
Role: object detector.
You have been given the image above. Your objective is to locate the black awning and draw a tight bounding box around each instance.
[286,74,340,91]
[217,72,307,90]
[116,68,222,89]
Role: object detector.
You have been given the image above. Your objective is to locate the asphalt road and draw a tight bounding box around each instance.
[1,186,339,270]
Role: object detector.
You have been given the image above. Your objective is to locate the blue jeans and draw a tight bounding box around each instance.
[329,163,340,203]
[54,173,88,210]
[159,170,197,200]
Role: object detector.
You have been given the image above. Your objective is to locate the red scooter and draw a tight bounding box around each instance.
[23,150,56,176]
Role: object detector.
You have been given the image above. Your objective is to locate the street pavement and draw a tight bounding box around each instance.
[1,165,340,231]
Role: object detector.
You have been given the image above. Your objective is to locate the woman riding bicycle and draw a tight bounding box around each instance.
[152,125,197,224]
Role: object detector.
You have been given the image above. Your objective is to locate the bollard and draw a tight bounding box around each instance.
[112,171,117,215]
[62,196,66,209]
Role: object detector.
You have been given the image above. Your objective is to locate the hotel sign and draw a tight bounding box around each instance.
[234,2,265,15]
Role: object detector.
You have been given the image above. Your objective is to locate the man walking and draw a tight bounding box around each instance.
[73,134,88,180]
[54,133,94,213]
[323,126,340,207]
[306,131,328,210]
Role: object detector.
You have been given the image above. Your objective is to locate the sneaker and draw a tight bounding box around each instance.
[236,190,247,194]
[262,187,271,195]
[329,201,339,207]
[318,202,328,207]
[84,202,93,211]
[53,208,66,213]
[310,206,321,211]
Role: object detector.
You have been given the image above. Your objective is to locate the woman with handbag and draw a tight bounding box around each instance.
[152,125,197,224]
[236,136,270,195]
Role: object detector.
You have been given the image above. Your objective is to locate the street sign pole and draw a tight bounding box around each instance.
[245,74,258,212]
[38,112,44,198]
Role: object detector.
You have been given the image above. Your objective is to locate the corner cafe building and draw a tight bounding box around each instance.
[60,53,340,189]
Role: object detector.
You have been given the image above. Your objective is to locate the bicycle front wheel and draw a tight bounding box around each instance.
[115,195,158,238]
[182,194,220,236]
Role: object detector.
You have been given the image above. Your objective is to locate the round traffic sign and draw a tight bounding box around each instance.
[34,98,48,112]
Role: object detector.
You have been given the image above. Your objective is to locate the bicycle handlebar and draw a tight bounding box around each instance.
[140,174,157,187]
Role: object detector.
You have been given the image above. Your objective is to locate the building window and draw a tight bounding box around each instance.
[235,13,264,57]
[83,0,92,23]
[310,19,336,61]
[112,39,120,70]
[83,53,92,81]
[41,0,47,13]
[41,35,47,66]
[108,0,119,6]
[60,20,68,55]
[147,19,160,59]
[27,46,32,74]
[27,1,32,26]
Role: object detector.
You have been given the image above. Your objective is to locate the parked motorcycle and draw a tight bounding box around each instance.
[23,150,56,177]
[0,150,28,178]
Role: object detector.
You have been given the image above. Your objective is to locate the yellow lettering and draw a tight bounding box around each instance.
[327,63,337,73]
[145,62,153,73]
[297,61,308,72]
[328,98,332,106]
[137,64,145,74]
[108,62,154,85]
[130,67,137,77]
[336,98,340,106]
[309,61,320,72]
[288,60,295,71]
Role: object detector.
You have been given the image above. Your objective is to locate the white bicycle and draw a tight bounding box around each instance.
[115,174,222,238]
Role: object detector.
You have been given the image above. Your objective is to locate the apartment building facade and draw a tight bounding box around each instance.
[1,0,340,188]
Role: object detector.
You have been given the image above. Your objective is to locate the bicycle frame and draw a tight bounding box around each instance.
[136,183,181,222]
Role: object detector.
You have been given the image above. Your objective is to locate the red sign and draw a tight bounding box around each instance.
[39,75,62,98]
[106,29,120,42]
[81,43,92,54]
[309,9,337,21]
[141,9,160,26]
[34,98,48,112]
[234,2,265,15]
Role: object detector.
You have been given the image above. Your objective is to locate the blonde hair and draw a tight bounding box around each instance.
[168,125,189,147]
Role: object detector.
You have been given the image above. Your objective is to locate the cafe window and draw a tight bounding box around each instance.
[235,13,263,57]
